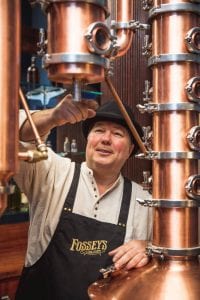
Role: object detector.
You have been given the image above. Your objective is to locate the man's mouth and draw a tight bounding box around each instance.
[96,148,113,154]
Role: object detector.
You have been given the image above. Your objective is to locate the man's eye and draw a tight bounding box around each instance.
[114,131,123,137]
[94,128,104,133]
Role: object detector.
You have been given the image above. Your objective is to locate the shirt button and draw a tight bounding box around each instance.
[95,207,98,210]
[95,195,98,198]
[94,214,97,218]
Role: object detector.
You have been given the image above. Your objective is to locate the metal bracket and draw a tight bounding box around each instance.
[149,3,200,19]
[43,53,110,69]
[111,20,150,31]
[136,151,200,160]
[137,198,200,208]
[148,53,200,66]
[146,244,200,258]
[142,0,153,11]
[99,264,116,279]
[137,102,200,113]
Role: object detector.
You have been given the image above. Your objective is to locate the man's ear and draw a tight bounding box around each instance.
[129,144,134,156]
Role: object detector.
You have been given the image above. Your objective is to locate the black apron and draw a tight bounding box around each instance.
[15,164,132,300]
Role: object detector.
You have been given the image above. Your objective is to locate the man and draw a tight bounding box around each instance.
[15,95,152,300]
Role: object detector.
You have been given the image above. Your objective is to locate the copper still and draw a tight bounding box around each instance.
[88,0,200,299]
[0,0,199,298]
[0,0,20,215]
[32,0,136,100]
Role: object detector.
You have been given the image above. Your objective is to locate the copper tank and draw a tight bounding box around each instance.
[88,0,200,299]
[0,0,20,215]
[40,0,134,86]
[43,0,110,84]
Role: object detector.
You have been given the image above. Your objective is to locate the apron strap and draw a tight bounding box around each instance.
[64,164,132,227]
[117,177,132,227]
[64,163,81,209]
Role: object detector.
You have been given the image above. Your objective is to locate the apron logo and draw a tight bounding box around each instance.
[70,238,108,256]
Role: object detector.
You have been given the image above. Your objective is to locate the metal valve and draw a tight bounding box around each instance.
[37,28,47,57]
[185,76,200,103]
[186,126,200,151]
[142,126,153,150]
[142,0,154,11]
[142,35,152,57]
[142,170,152,193]
[185,27,200,55]
[185,175,200,201]
[143,80,152,102]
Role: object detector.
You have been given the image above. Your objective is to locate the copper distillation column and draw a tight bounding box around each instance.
[0,1,20,216]
[88,1,200,299]
[36,0,112,101]
[33,0,141,101]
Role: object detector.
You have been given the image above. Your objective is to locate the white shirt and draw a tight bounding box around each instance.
[15,111,152,267]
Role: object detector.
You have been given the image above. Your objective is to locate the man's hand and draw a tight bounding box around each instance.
[108,240,149,271]
[20,93,98,142]
[53,94,99,126]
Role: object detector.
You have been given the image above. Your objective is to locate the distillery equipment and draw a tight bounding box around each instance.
[0,1,20,216]
[30,0,149,101]
[88,0,200,299]
[0,0,199,299]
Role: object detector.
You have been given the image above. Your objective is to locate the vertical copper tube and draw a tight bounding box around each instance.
[0,0,20,214]
[114,0,134,57]
[152,4,199,249]
[88,1,200,299]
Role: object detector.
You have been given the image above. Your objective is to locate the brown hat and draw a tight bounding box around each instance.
[82,101,143,155]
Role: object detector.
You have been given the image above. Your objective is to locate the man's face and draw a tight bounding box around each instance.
[86,121,134,173]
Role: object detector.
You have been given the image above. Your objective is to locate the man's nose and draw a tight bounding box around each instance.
[101,131,111,143]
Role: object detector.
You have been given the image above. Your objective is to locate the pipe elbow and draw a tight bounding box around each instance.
[115,29,134,58]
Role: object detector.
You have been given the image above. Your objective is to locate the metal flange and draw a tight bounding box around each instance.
[185,175,200,201]
[29,0,110,17]
[187,126,200,151]
[149,3,200,19]
[136,151,200,160]
[185,76,200,103]
[146,244,200,258]
[148,53,200,66]
[43,53,110,69]
[137,198,200,208]
[137,102,200,113]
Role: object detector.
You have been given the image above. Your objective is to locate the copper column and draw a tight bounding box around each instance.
[88,1,200,299]
[0,1,20,215]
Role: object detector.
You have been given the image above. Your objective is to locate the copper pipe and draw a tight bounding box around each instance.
[114,0,134,57]
[19,87,43,146]
[18,150,48,162]
[105,76,147,154]
[0,0,20,215]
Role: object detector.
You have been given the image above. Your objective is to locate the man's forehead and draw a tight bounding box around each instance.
[93,120,126,130]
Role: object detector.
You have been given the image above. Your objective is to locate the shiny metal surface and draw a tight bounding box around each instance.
[114,0,134,57]
[46,1,108,83]
[88,0,200,299]
[0,0,20,214]
[88,258,200,300]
